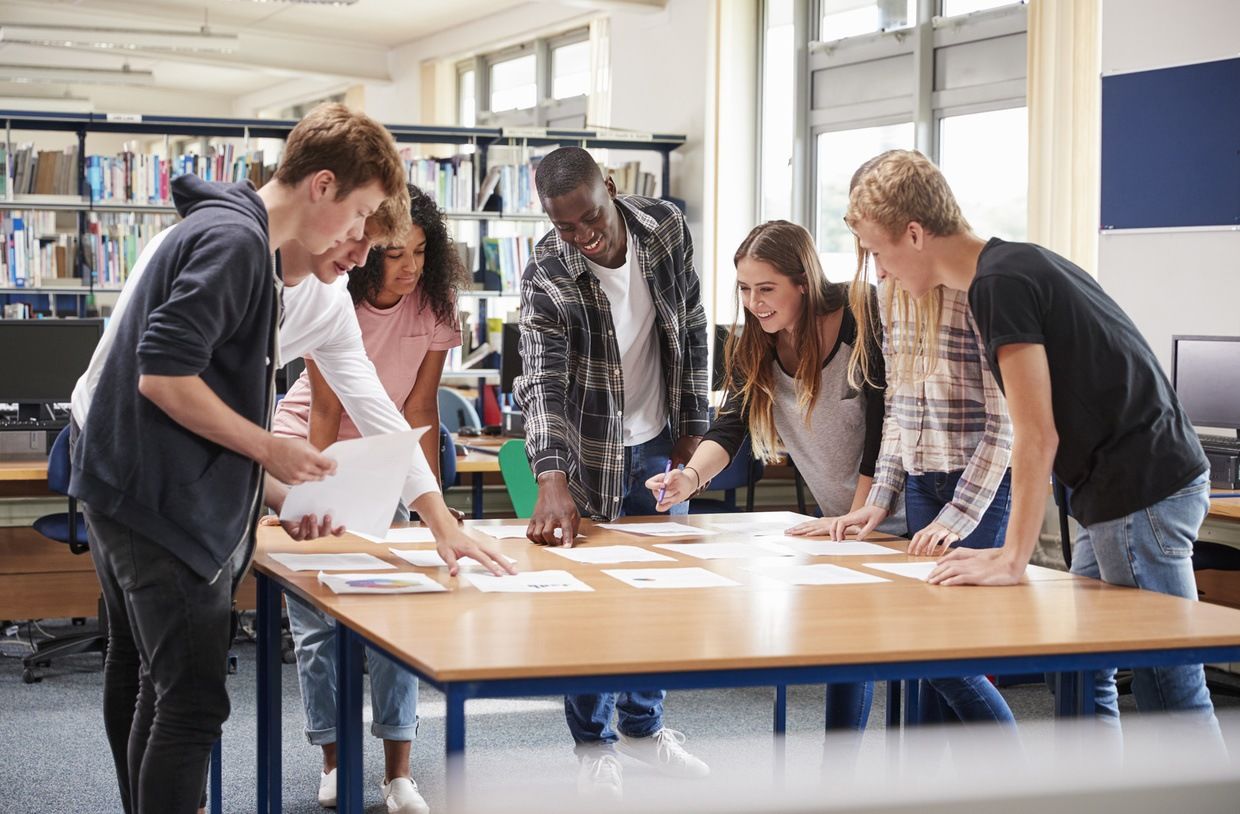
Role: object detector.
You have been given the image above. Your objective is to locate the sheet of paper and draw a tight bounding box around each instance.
[602,567,740,589]
[472,525,584,541]
[596,522,719,537]
[543,545,677,564]
[352,527,438,545]
[464,570,594,593]
[317,571,446,595]
[1026,564,1074,581]
[269,552,395,572]
[748,563,889,586]
[388,548,517,570]
[861,561,936,581]
[776,538,901,556]
[652,541,797,560]
[708,513,816,534]
[280,427,428,539]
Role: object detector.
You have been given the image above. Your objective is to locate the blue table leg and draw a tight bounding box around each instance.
[256,573,282,814]
[472,473,484,519]
[1053,671,1078,718]
[884,680,901,728]
[336,624,365,814]
[773,685,787,785]
[445,684,468,811]
[900,680,920,728]
[210,738,222,814]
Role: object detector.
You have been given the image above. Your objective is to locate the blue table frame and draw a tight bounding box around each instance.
[252,571,1240,814]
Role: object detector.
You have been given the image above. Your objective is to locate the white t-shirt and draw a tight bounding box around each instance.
[71,230,440,507]
[585,231,668,447]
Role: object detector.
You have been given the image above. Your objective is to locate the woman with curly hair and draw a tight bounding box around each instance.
[270,183,467,814]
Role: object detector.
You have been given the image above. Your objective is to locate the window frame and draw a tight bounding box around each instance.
[460,26,591,130]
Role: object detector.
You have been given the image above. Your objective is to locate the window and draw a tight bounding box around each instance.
[820,0,915,41]
[459,68,476,128]
[490,53,537,113]
[815,122,915,281]
[940,0,1022,18]
[938,106,1027,240]
[551,39,590,100]
[760,0,796,221]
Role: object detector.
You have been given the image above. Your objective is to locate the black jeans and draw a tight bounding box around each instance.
[83,503,235,814]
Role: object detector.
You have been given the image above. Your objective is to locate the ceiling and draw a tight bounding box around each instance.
[0,0,533,108]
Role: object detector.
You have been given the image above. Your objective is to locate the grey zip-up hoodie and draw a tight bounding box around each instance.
[69,175,279,582]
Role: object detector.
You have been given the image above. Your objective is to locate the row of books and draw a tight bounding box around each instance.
[1,210,176,289]
[401,151,475,213]
[480,235,535,294]
[86,146,276,205]
[476,162,541,214]
[4,145,82,197]
[609,160,658,198]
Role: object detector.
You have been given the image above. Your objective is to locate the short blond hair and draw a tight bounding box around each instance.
[276,102,406,200]
[364,191,412,246]
[845,149,969,238]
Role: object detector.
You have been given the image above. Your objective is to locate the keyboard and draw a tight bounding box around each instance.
[1199,433,1240,451]
[0,417,68,432]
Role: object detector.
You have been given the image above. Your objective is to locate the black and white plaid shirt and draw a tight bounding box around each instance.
[514,195,709,520]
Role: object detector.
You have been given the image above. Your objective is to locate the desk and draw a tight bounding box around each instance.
[1208,497,1240,522]
[451,435,503,518]
[251,513,1240,813]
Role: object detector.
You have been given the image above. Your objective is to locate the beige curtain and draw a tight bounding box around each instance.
[1026,0,1101,273]
[587,16,612,130]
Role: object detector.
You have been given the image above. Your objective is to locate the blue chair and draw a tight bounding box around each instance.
[437,387,481,432]
[689,434,764,513]
[22,425,106,683]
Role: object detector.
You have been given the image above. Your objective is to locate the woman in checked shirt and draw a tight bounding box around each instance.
[809,157,1016,726]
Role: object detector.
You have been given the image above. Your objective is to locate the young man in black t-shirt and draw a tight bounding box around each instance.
[844,149,1218,731]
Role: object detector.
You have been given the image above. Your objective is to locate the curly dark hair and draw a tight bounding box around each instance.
[347,183,469,326]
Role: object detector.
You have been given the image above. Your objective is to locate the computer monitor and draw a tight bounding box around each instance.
[0,318,104,419]
[1171,335,1240,430]
[500,323,522,394]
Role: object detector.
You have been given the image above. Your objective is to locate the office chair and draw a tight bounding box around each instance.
[22,425,107,684]
[497,439,539,519]
[439,423,458,489]
[437,387,482,433]
[689,434,764,513]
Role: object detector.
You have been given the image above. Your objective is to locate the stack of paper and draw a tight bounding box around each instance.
[464,570,593,593]
[317,571,446,595]
[270,553,395,572]
[602,567,740,589]
[652,541,797,560]
[597,522,719,538]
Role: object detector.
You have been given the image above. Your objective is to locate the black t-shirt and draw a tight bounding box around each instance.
[968,238,1207,526]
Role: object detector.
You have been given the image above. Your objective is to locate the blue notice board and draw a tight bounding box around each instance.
[1100,57,1240,230]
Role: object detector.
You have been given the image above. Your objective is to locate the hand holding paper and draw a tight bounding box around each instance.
[279,428,427,540]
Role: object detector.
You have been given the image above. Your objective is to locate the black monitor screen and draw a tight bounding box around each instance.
[1172,335,1240,429]
[501,323,522,394]
[0,319,105,403]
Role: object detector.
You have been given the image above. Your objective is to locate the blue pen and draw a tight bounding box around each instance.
[656,459,673,505]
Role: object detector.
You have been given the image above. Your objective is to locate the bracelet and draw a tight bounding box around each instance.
[684,466,710,496]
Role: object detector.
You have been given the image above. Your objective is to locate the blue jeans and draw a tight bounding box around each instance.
[565,427,685,751]
[286,503,418,746]
[906,470,1016,725]
[1069,472,1220,733]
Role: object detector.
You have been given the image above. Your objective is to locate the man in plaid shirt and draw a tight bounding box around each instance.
[513,147,710,798]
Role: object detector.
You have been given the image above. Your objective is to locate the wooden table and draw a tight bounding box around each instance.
[1208,497,1240,522]
[250,513,1240,814]
[451,435,503,518]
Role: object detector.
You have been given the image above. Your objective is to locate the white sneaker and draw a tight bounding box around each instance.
[576,752,623,800]
[317,769,337,808]
[617,728,711,778]
[381,776,430,814]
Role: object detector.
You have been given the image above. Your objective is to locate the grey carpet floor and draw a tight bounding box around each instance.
[3,618,1239,813]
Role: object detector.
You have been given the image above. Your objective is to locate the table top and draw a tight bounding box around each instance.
[0,459,47,482]
[1208,498,1240,521]
[453,435,504,474]
[253,512,1240,684]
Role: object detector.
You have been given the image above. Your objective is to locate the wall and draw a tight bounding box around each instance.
[1098,0,1240,372]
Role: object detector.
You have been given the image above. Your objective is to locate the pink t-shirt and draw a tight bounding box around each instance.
[273,290,462,441]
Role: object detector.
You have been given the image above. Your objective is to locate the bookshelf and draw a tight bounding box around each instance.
[1,109,685,376]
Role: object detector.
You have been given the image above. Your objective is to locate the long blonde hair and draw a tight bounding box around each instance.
[722,221,846,462]
[843,150,968,389]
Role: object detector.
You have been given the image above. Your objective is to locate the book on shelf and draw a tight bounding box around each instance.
[480,235,534,294]
[2,211,79,288]
[608,160,658,197]
[401,150,474,213]
[475,159,542,214]
[86,144,276,206]
[5,144,82,197]
[82,211,178,288]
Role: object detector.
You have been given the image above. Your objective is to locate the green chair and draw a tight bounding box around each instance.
[497,439,539,518]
